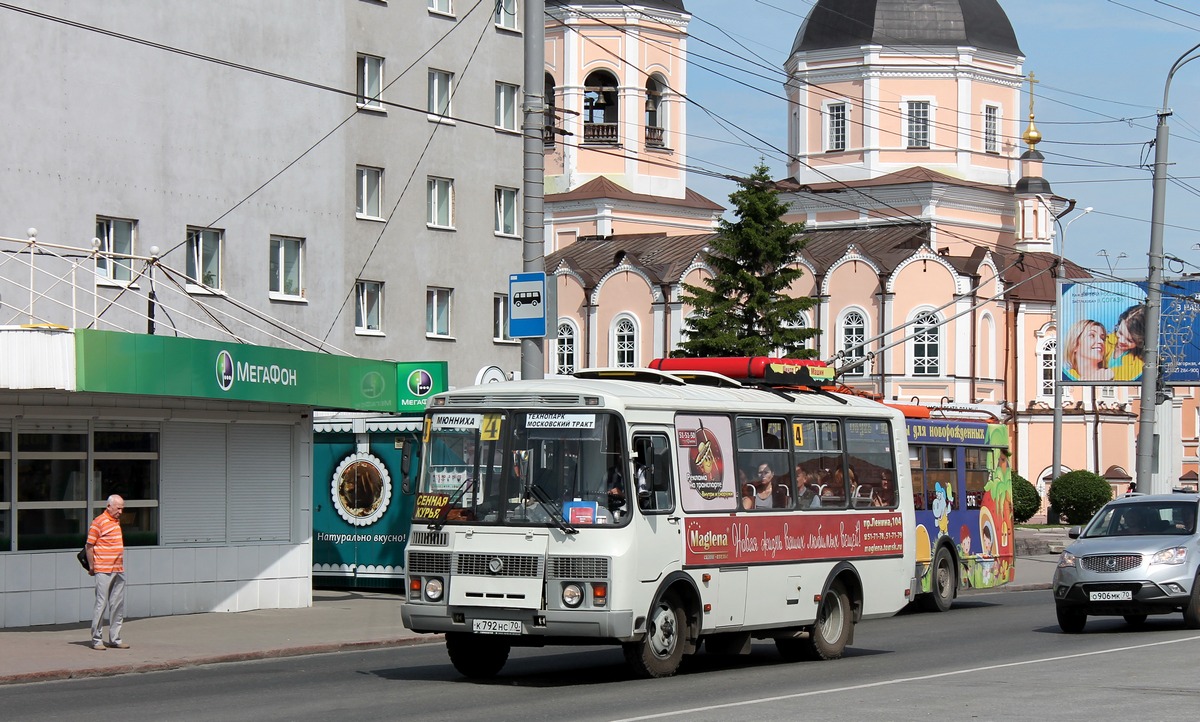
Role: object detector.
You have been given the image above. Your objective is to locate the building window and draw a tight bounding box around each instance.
[493,295,512,341]
[357,54,384,109]
[427,176,454,228]
[495,82,518,131]
[984,105,999,154]
[427,0,452,14]
[827,102,847,152]
[428,69,453,117]
[427,287,452,337]
[912,310,941,376]
[494,0,516,29]
[355,280,382,333]
[840,310,868,377]
[1040,338,1057,397]
[774,314,808,357]
[495,187,517,236]
[907,100,930,149]
[544,73,557,147]
[645,76,665,148]
[95,216,135,283]
[614,316,637,367]
[269,235,304,299]
[9,428,160,552]
[356,166,382,219]
[583,70,619,144]
[186,226,222,289]
[556,319,577,374]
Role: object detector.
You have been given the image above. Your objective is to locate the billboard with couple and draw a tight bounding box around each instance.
[1058,278,1200,385]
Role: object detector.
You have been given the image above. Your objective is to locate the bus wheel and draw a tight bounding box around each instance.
[623,592,686,678]
[920,546,955,613]
[806,580,852,660]
[446,632,510,679]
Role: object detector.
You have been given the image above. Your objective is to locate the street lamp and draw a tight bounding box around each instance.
[1136,43,1200,493]
[1050,204,1093,484]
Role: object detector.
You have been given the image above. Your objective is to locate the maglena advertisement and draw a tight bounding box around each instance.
[685,512,905,565]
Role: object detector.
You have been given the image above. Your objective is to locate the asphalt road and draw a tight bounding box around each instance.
[6,588,1200,722]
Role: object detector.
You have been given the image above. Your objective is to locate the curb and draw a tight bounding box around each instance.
[0,635,438,686]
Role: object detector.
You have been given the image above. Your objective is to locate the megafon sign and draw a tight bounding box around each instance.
[216,349,299,392]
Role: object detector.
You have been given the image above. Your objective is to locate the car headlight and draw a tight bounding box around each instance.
[1057,551,1078,569]
[562,583,584,608]
[1149,547,1188,566]
[425,578,444,601]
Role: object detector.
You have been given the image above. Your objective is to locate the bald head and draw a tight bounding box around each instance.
[106,495,125,519]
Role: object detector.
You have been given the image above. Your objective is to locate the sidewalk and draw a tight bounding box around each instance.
[0,589,433,685]
[0,528,1066,686]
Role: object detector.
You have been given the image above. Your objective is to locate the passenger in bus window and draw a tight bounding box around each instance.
[872,471,894,507]
[742,461,790,509]
[793,463,822,509]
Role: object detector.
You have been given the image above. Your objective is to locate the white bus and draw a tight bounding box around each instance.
[401,360,917,678]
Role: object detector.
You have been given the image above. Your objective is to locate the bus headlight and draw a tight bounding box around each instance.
[425,578,444,602]
[562,583,584,608]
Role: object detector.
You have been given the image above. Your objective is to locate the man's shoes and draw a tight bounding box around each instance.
[91,642,106,651]
[106,641,130,649]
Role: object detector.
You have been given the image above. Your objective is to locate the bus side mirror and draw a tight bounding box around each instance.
[400,438,413,494]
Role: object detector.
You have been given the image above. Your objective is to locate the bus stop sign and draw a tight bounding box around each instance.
[508,272,546,338]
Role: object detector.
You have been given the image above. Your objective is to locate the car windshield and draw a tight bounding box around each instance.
[1082,501,1198,538]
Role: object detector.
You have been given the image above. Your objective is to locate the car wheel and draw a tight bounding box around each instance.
[1122,614,1147,627]
[445,632,511,679]
[623,592,687,678]
[1056,604,1087,634]
[1183,578,1200,629]
[919,546,955,613]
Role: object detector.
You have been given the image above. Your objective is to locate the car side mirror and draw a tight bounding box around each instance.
[1068,525,1081,539]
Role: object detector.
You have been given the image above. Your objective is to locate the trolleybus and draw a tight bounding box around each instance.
[401,358,918,678]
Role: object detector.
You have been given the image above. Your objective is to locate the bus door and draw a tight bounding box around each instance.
[630,431,679,583]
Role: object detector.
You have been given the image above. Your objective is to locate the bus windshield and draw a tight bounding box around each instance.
[416,410,630,527]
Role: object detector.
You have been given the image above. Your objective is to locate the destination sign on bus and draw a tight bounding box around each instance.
[684,512,905,565]
[430,414,482,431]
[525,413,596,429]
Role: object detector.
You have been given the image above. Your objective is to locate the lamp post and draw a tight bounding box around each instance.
[1136,43,1200,493]
[1051,205,1094,484]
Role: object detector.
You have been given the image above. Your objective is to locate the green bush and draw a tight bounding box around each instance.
[1012,473,1041,524]
[1048,470,1113,525]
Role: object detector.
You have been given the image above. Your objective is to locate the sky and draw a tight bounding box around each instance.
[677,0,1200,280]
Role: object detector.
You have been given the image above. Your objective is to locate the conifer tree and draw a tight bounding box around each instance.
[676,162,820,358]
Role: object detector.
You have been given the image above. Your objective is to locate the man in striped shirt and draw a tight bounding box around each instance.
[86,495,128,651]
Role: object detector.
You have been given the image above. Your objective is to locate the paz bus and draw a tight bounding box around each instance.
[401,358,918,678]
[654,357,1015,612]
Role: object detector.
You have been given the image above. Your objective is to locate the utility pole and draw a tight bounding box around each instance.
[1136,43,1200,492]
[520,0,547,380]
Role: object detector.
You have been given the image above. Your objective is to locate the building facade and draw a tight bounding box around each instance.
[0,0,522,626]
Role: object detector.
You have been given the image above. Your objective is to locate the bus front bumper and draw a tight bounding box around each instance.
[402,603,637,641]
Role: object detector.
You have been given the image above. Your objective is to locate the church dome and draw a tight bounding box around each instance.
[792,0,1022,56]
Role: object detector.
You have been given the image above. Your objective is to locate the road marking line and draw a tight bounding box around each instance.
[610,634,1200,721]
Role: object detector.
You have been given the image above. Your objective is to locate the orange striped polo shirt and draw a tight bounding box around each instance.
[87,511,124,574]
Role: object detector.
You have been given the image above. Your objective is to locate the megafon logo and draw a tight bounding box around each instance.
[407,369,434,397]
[215,350,235,391]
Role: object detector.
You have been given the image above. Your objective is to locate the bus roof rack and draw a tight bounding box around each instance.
[573,368,688,385]
[648,357,834,389]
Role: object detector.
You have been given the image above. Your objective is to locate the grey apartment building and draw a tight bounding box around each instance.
[0,0,525,626]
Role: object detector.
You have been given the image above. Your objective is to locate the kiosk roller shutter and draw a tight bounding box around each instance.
[161,422,227,544]
[228,424,292,542]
